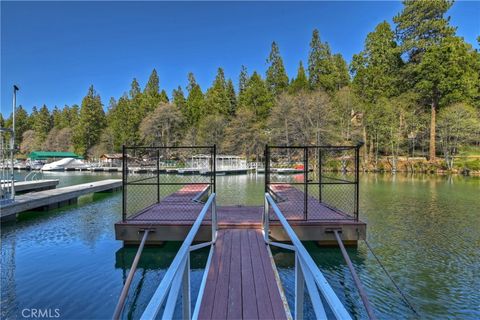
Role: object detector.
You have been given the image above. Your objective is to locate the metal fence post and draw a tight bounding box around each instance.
[157,149,160,203]
[264,195,269,242]
[318,148,322,203]
[355,145,360,221]
[295,253,305,320]
[264,145,269,193]
[122,145,126,221]
[304,147,308,220]
[213,145,216,193]
[212,197,217,242]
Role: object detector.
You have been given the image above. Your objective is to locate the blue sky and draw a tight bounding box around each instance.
[1,1,479,115]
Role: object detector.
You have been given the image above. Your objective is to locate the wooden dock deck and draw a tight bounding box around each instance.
[269,184,353,220]
[1,179,122,220]
[1,179,59,194]
[115,183,365,245]
[198,229,288,320]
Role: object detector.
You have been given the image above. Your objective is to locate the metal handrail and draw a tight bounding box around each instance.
[264,193,352,320]
[25,169,42,181]
[113,230,151,320]
[140,193,217,320]
[333,230,377,319]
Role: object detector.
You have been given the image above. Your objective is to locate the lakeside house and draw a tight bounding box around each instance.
[99,154,124,167]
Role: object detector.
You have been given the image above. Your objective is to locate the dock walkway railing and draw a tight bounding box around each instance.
[139,192,217,320]
[264,193,353,320]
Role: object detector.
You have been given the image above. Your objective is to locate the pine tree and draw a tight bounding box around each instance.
[29,106,38,128]
[173,86,187,110]
[239,65,248,94]
[205,67,230,115]
[3,105,30,146]
[144,69,160,96]
[160,89,169,103]
[332,54,350,90]
[239,72,273,120]
[186,72,205,126]
[129,78,141,98]
[73,85,106,156]
[394,0,455,64]
[351,21,402,103]
[308,29,336,92]
[265,42,289,95]
[108,94,138,150]
[34,105,52,146]
[142,70,166,116]
[394,0,459,160]
[13,106,29,145]
[289,61,309,93]
[416,35,479,119]
[52,106,62,128]
[69,105,80,124]
[226,79,237,116]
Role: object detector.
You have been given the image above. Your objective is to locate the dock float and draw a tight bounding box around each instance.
[115,183,365,245]
[1,179,59,194]
[113,145,375,319]
[1,179,121,220]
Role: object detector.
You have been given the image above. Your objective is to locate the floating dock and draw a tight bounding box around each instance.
[113,145,373,320]
[1,179,122,221]
[115,183,365,245]
[1,179,59,194]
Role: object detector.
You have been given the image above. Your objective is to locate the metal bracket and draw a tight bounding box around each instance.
[325,228,342,234]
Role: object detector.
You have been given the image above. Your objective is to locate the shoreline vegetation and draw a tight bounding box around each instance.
[356,156,480,175]
[2,1,479,172]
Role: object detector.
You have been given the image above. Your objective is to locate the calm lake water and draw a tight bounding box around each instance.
[1,172,479,319]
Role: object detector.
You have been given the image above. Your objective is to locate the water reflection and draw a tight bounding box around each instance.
[1,173,479,319]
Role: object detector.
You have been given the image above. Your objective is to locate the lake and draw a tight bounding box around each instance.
[1,172,479,319]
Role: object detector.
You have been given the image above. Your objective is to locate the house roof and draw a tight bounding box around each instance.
[28,151,83,160]
[100,153,124,159]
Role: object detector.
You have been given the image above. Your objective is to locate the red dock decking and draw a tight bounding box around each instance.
[269,184,354,221]
[115,183,366,244]
[198,229,288,320]
[128,184,208,221]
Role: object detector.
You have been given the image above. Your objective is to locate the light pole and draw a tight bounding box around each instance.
[11,85,19,200]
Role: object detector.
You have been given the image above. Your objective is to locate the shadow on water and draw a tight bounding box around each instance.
[114,244,210,320]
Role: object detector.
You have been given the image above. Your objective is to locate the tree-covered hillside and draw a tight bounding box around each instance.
[2,0,479,169]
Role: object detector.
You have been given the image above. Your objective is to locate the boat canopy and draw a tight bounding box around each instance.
[28,151,83,160]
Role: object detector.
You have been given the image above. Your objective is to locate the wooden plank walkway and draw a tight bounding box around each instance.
[1,179,59,194]
[1,179,122,219]
[198,229,287,320]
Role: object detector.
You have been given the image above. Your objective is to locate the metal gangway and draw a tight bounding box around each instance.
[113,191,378,319]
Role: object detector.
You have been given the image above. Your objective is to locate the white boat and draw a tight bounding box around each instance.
[41,158,89,171]
[26,160,45,170]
